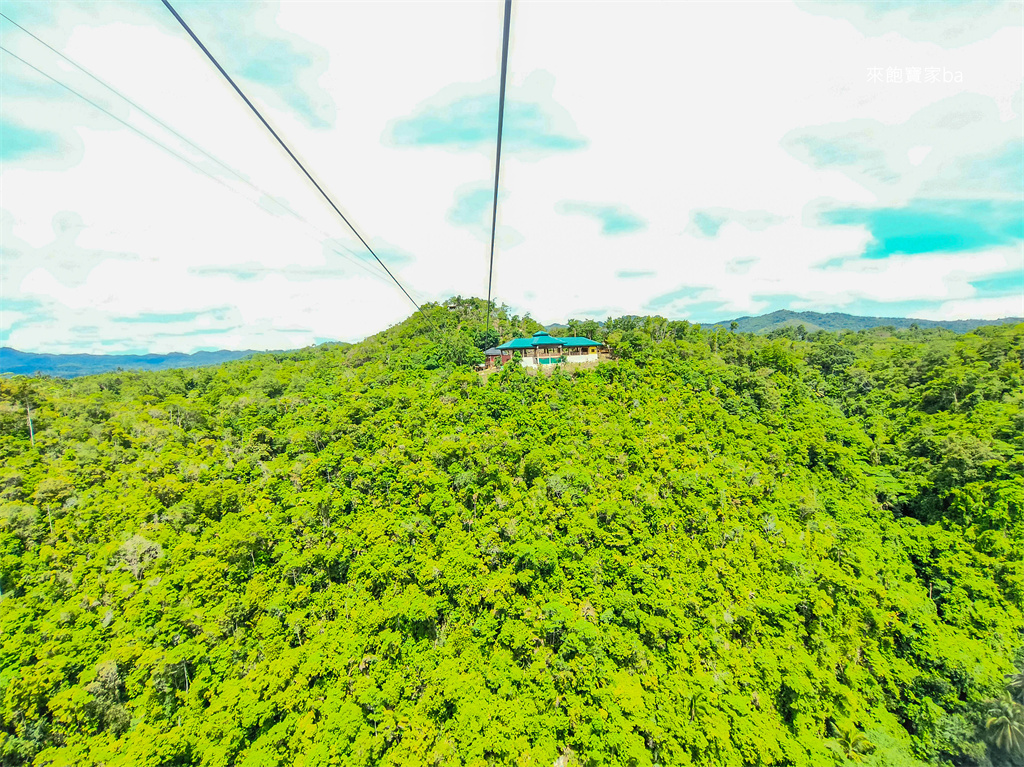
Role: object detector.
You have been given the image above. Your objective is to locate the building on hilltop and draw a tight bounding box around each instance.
[489,331,602,368]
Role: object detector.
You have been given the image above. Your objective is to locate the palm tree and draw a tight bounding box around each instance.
[837,727,874,762]
[985,697,1024,757]
[687,691,708,723]
[1006,671,1024,703]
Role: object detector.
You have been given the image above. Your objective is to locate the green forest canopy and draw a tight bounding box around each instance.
[1,298,1022,766]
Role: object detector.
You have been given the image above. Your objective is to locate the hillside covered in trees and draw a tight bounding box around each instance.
[1,299,1022,766]
[703,310,1024,336]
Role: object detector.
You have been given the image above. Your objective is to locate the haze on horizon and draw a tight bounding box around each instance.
[1,0,1022,355]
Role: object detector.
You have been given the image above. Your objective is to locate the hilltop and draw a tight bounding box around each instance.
[0,347,261,378]
[550,309,1021,339]
[705,309,1024,335]
[1,299,1022,766]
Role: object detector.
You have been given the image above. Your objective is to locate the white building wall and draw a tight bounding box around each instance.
[565,352,598,363]
[517,352,598,367]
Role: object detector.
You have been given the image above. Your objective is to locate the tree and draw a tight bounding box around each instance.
[1007,671,1024,704]
[471,327,500,351]
[837,727,875,762]
[85,661,130,735]
[521,313,544,334]
[644,316,669,341]
[985,698,1024,758]
[115,535,163,580]
[0,379,40,443]
[0,503,36,541]
[31,478,74,534]
[806,339,856,376]
[429,331,485,368]
[606,329,651,361]
[668,320,691,339]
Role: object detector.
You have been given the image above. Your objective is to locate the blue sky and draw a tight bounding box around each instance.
[387,89,586,154]
[556,203,646,236]
[0,0,1021,353]
[0,119,59,159]
[822,199,1024,258]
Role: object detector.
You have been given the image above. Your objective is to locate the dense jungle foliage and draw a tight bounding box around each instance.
[1,298,1022,767]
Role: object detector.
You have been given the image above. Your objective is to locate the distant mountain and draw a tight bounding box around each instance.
[7,309,1020,378]
[704,309,1023,335]
[549,310,1021,335]
[0,348,260,378]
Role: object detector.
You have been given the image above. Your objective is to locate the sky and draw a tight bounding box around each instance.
[1,0,1022,354]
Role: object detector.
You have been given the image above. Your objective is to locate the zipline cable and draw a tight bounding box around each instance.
[0,14,397,290]
[0,13,259,201]
[160,0,436,331]
[0,9,393,284]
[0,46,239,193]
[0,46,397,290]
[485,0,512,333]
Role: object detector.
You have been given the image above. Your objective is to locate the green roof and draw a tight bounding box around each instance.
[497,338,536,350]
[497,332,601,351]
[530,331,561,346]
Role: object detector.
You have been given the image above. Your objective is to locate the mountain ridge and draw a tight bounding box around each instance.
[6,310,1022,377]
[545,309,1022,336]
[704,309,1023,334]
[0,347,261,378]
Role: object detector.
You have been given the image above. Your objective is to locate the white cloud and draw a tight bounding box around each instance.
[1,0,1021,353]
[937,294,1023,320]
[782,91,1023,203]
[794,0,1022,48]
